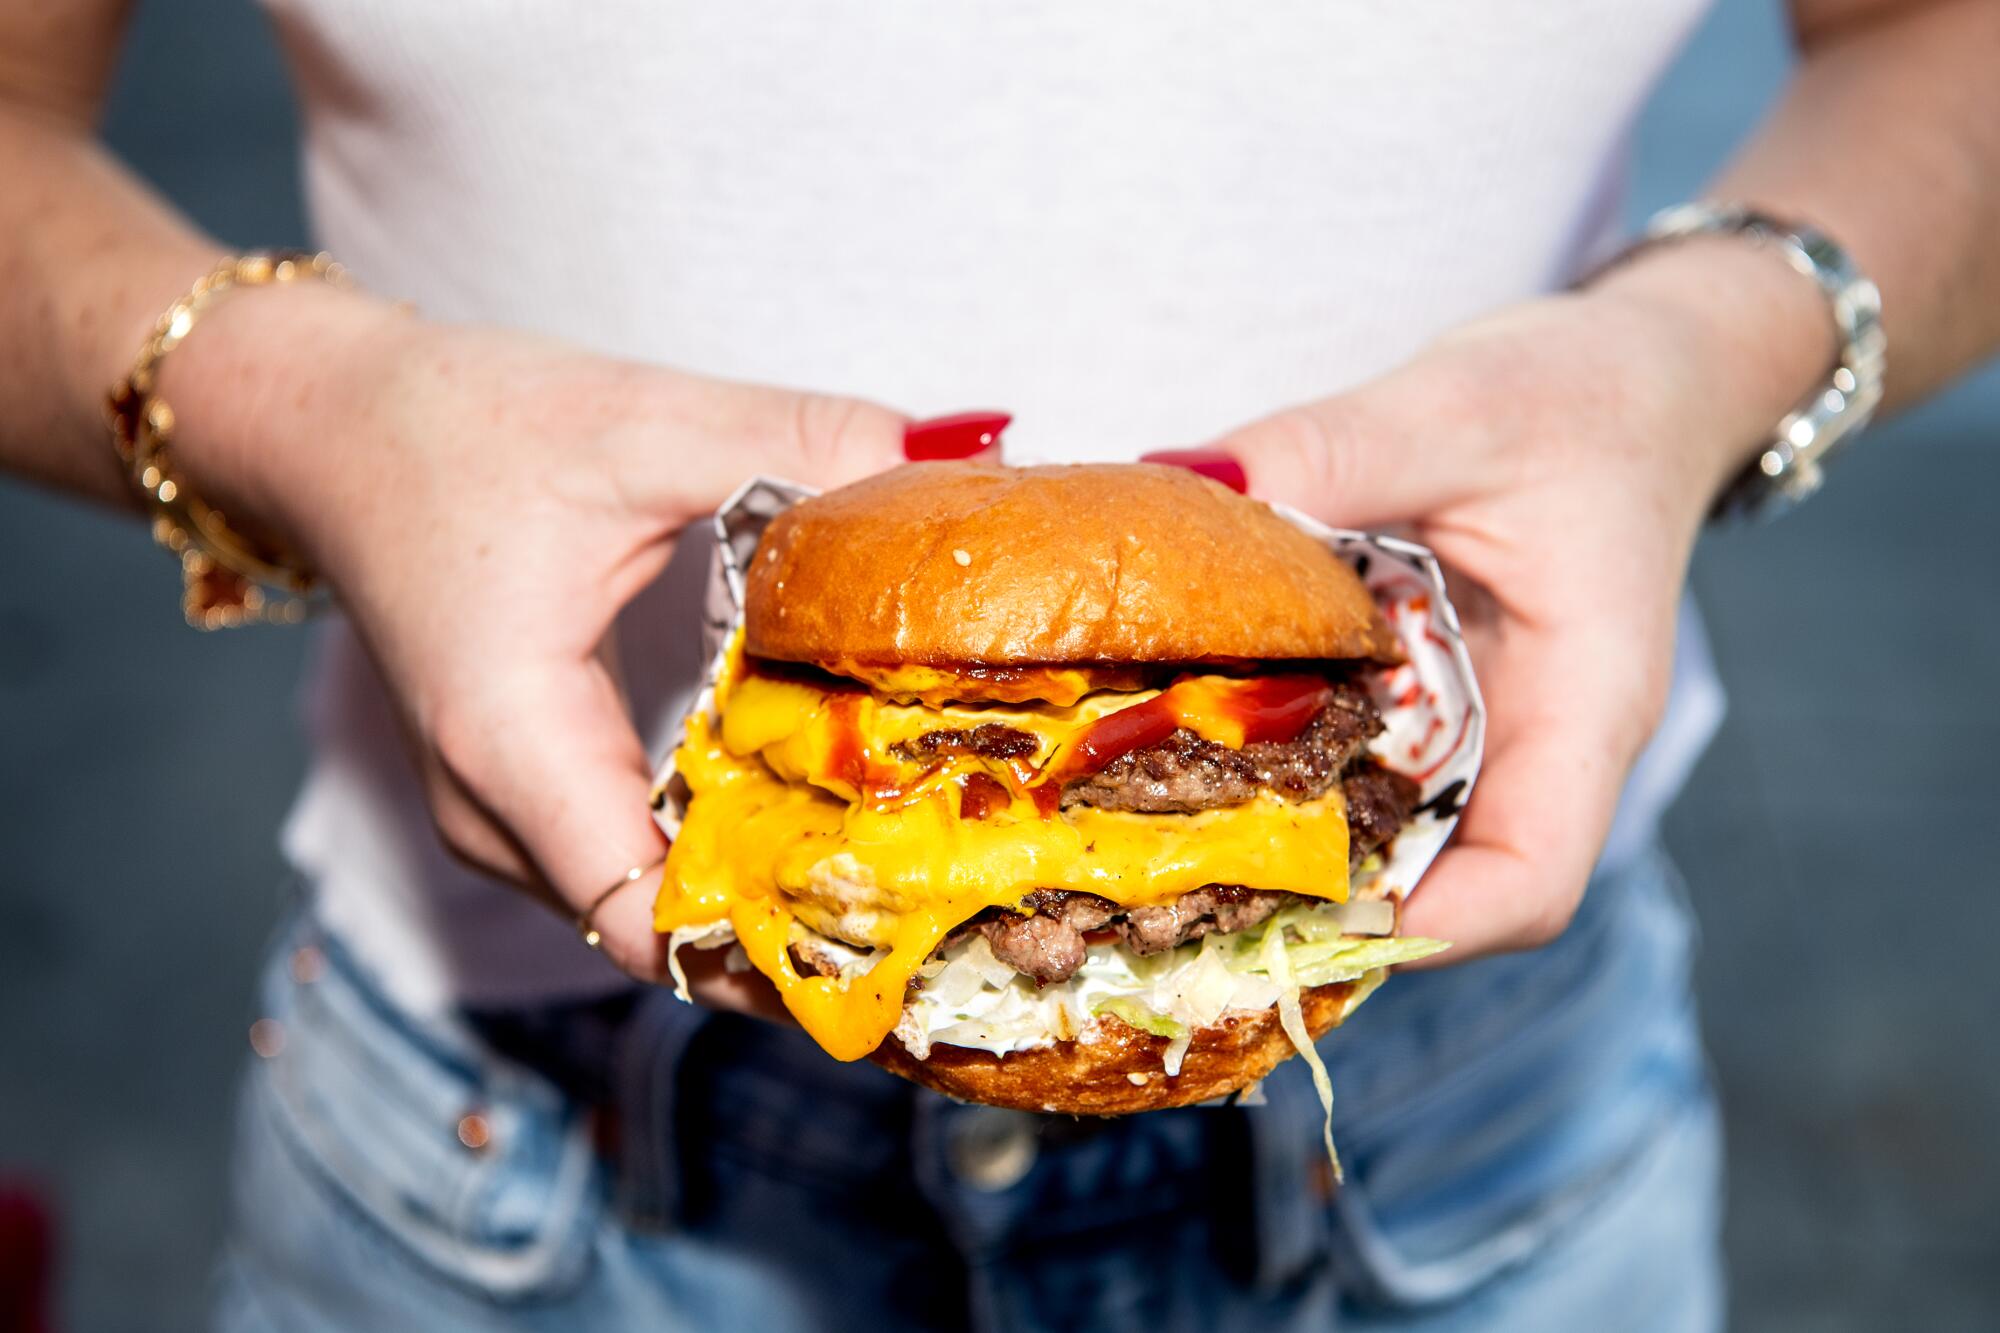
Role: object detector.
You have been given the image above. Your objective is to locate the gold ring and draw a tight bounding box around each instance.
[578,864,652,950]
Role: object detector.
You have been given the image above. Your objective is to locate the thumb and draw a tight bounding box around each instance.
[635,373,1008,518]
[1146,372,1491,529]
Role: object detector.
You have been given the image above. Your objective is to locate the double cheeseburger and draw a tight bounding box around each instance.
[656,463,1445,1118]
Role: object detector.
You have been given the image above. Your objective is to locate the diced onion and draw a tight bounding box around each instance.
[1328,899,1396,936]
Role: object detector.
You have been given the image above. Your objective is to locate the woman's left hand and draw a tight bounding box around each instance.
[1152,246,1831,963]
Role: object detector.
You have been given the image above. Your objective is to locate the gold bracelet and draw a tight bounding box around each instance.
[106,251,352,629]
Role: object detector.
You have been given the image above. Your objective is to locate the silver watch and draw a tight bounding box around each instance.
[1634,202,1886,521]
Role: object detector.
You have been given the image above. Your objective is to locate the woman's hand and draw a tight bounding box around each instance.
[159,283,995,999]
[1152,241,1833,963]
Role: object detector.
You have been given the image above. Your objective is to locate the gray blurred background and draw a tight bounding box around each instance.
[2,2,1996,1329]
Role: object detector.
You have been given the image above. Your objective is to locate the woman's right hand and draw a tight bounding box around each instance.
[160,281,985,1005]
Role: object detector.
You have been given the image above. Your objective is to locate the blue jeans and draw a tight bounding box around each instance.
[215,847,1720,1331]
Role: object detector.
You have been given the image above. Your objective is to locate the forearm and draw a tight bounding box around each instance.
[1714,0,2000,410]
[1589,0,2000,483]
[0,96,412,553]
[0,101,224,504]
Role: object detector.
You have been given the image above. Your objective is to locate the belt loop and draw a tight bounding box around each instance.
[611,991,709,1230]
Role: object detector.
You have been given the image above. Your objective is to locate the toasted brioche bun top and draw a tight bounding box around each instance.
[744,463,1396,668]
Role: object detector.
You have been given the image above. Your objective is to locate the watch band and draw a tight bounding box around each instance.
[1636,203,1886,521]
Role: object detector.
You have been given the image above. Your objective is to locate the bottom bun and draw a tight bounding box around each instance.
[869,976,1379,1115]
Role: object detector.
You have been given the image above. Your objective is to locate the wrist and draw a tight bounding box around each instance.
[1585,233,1839,495]
[42,240,226,510]
[151,276,414,548]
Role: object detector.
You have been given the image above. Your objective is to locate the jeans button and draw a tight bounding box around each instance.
[949,1108,1038,1191]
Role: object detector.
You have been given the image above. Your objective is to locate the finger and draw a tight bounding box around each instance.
[389,669,548,893]
[592,874,798,1026]
[1396,621,1661,963]
[581,863,797,1024]
[679,948,798,1025]
[422,759,548,896]
[432,657,667,935]
[580,858,766,1005]
[574,862,673,981]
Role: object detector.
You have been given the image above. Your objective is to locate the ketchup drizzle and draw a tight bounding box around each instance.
[1223,675,1340,745]
[824,695,869,789]
[1030,674,1335,813]
[959,772,1011,820]
[825,696,917,806]
[827,673,1339,817]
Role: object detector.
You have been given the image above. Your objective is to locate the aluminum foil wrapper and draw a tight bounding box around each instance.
[651,476,1484,904]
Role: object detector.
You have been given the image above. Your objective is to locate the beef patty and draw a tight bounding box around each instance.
[1060,680,1381,813]
[937,763,1420,985]
[893,678,1383,816]
[891,723,1040,764]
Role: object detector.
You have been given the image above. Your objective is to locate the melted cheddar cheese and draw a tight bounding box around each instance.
[722,670,1309,802]
[814,660,1139,707]
[722,671,1130,801]
[657,651,1352,1061]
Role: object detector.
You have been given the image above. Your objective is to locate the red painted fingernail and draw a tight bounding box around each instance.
[903,411,1011,461]
[1140,447,1248,494]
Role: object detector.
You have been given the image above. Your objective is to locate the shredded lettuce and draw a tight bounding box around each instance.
[898,900,1448,1071]
[1288,935,1450,988]
[1092,997,1189,1039]
[1263,916,1341,1182]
